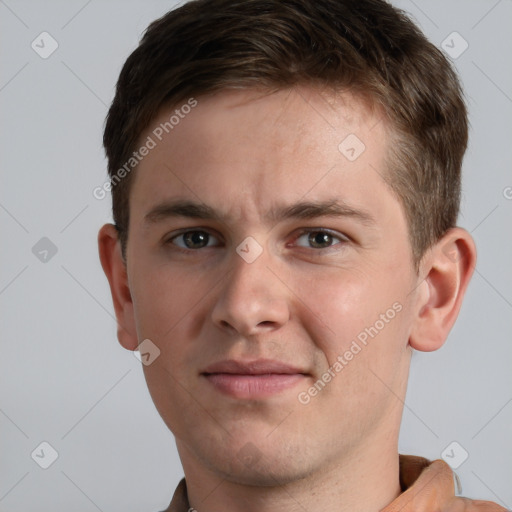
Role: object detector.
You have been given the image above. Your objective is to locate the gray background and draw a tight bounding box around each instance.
[1,0,511,510]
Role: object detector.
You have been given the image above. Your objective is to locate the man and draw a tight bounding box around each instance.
[98,0,507,510]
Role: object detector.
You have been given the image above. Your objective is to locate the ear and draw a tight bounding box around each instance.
[409,227,477,352]
[98,223,139,351]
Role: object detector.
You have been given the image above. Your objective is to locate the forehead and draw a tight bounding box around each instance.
[130,85,395,224]
[151,85,382,154]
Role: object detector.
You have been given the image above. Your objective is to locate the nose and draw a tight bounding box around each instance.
[211,248,290,337]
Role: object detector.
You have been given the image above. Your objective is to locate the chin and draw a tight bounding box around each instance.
[198,440,317,487]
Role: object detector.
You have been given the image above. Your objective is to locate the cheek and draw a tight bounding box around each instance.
[133,262,213,436]
[294,267,409,377]
[292,270,409,433]
[130,258,207,342]
[295,268,385,346]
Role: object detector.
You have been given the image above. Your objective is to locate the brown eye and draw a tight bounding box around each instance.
[308,231,333,248]
[295,229,347,249]
[171,230,216,249]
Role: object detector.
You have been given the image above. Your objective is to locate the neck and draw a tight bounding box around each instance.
[176,431,402,512]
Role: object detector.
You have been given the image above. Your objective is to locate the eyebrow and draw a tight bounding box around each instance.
[144,198,376,227]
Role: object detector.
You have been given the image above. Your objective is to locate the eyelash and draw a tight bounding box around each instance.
[164,228,349,252]
[291,228,349,250]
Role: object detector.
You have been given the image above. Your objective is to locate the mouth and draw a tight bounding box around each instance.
[201,359,309,399]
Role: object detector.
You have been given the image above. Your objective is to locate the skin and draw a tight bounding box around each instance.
[98,85,476,512]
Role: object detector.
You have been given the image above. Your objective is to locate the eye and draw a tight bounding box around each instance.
[168,230,220,250]
[294,229,348,249]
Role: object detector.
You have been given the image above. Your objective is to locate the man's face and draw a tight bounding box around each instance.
[124,86,421,484]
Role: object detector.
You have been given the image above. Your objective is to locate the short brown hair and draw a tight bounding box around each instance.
[103,0,467,271]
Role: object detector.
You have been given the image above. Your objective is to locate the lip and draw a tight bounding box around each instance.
[201,359,308,399]
[202,358,305,375]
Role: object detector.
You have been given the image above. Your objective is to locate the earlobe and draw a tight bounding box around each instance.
[409,228,477,352]
[97,223,139,351]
